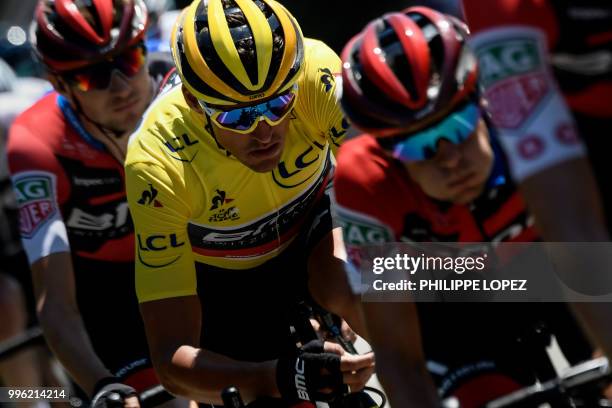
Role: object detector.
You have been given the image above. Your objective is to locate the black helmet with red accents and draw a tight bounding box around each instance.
[341,6,479,137]
[32,0,148,72]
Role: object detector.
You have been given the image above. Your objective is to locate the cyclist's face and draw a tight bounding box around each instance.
[213,117,291,172]
[63,65,152,133]
[403,119,493,204]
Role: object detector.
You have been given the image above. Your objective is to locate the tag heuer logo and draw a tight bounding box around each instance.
[476,38,548,129]
[14,175,52,204]
[14,174,56,238]
[338,209,393,245]
[477,38,540,87]
[484,71,549,129]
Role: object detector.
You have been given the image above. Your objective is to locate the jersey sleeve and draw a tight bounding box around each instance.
[298,39,350,155]
[125,159,197,303]
[462,0,559,47]
[462,1,586,181]
[7,122,70,265]
[333,141,398,294]
[334,161,396,251]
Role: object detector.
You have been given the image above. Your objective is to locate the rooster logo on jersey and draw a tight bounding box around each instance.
[138,184,163,208]
[209,189,234,211]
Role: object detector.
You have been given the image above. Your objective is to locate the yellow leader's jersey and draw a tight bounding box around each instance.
[125,39,348,303]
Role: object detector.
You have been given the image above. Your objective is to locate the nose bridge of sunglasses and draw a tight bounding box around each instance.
[106,68,135,90]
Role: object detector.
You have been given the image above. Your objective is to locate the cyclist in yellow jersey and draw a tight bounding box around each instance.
[124,0,374,406]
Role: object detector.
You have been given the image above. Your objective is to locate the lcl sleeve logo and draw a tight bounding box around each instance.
[137,233,185,251]
[163,134,199,162]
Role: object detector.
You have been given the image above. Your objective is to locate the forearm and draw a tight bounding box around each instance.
[521,159,608,242]
[39,303,111,395]
[309,278,368,341]
[157,346,278,404]
[521,160,612,356]
[571,304,612,360]
[376,356,438,408]
[362,301,437,406]
[308,228,369,339]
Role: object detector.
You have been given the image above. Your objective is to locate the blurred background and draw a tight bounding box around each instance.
[0,0,462,78]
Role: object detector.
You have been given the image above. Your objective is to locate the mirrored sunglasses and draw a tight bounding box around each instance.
[199,87,297,134]
[64,43,147,92]
[389,102,481,162]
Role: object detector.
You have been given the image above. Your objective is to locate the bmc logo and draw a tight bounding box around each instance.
[67,202,130,231]
[294,358,309,401]
[137,233,185,251]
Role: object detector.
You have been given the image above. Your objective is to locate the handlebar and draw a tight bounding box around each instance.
[97,384,175,408]
[0,326,45,363]
[139,385,175,408]
[486,357,612,408]
[221,387,245,408]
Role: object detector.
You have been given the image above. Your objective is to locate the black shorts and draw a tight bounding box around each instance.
[194,193,335,363]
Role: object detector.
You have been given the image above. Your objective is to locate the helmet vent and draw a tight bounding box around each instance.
[377,20,420,103]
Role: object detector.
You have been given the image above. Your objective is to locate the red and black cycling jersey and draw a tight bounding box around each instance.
[463,0,612,118]
[463,0,612,227]
[8,92,133,263]
[333,134,592,407]
[334,134,537,246]
[6,56,173,383]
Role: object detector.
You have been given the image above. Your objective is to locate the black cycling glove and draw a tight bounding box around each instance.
[91,380,138,408]
[276,339,344,403]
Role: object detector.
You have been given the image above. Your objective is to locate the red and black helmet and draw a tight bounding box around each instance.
[341,6,479,137]
[32,0,148,72]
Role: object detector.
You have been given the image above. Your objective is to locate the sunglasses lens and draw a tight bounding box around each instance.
[72,66,112,91]
[114,45,147,77]
[392,102,481,162]
[392,138,428,162]
[212,90,296,132]
[66,44,146,91]
[216,109,257,131]
[265,93,295,121]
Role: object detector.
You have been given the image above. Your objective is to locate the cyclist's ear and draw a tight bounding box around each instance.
[46,73,61,91]
[47,74,80,111]
[181,84,203,114]
[47,73,70,96]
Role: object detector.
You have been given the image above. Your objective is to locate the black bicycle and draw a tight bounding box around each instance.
[219,302,387,408]
[486,357,612,408]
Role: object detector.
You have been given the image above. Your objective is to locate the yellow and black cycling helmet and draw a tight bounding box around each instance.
[171,0,305,106]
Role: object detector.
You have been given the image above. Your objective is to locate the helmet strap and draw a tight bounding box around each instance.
[203,113,230,157]
[181,84,231,157]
